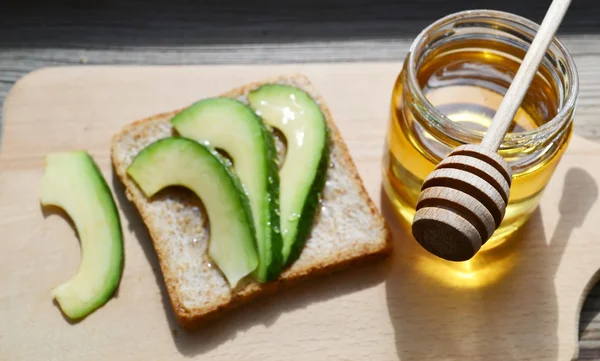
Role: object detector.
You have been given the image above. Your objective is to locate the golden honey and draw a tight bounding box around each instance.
[382,10,578,287]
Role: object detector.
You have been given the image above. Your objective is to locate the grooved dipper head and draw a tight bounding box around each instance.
[411,144,513,262]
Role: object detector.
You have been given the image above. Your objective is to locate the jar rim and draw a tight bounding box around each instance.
[406,9,579,147]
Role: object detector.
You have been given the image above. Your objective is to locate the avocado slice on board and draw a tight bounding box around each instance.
[40,151,124,320]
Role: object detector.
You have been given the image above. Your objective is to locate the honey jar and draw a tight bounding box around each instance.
[382,10,578,286]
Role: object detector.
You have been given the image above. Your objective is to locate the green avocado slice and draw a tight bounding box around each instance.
[40,151,124,320]
[171,98,282,283]
[247,84,329,266]
[127,137,259,287]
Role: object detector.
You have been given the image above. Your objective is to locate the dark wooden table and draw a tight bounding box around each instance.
[3,0,600,359]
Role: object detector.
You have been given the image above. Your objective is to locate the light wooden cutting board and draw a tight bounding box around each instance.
[1,63,599,361]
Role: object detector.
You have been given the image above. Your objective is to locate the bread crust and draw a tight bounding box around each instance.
[111,74,392,330]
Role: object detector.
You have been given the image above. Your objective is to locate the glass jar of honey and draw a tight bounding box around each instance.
[382,10,578,286]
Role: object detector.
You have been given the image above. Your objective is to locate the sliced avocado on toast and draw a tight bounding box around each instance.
[110,74,392,329]
[171,98,282,283]
[40,151,124,320]
[247,84,329,266]
[127,137,259,287]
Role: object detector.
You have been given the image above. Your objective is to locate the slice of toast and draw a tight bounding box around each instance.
[111,74,392,330]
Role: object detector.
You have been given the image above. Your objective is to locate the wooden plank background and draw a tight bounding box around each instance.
[2,0,600,359]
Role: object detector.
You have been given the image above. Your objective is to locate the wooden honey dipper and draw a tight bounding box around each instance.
[411,0,572,262]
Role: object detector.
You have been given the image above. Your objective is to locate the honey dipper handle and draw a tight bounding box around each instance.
[481,0,572,151]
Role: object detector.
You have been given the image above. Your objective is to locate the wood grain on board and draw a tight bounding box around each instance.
[1,63,600,360]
